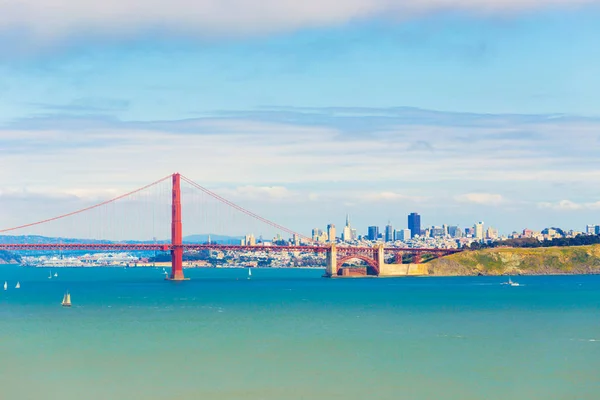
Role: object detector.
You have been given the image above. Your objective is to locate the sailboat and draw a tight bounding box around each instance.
[61,292,71,307]
[502,277,520,287]
[48,271,52,279]
[248,268,252,280]
[3,281,7,291]
[54,272,58,278]
[15,282,20,289]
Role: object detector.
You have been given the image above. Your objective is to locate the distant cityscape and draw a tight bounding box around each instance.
[307,212,598,250]
[16,211,600,269]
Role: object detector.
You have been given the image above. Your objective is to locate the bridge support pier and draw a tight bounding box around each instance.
[167,173,188,281]
[376,244,384,272]
[325,244,337,277]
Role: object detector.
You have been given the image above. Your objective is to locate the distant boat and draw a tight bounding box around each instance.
[61,292,71,307]
[48,271,52,279]
[248,268,252,279]
[502,277,520,287]
[3,281,6,291]
[15,282,20,289]
[54,272,58,278]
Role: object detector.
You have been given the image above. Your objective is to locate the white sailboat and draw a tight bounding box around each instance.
[48,271,52,279]
[15,282,20,289]
[502,277,520,287]
[248,268,252,279]
[3,281,7,291]
[54,272,58,278]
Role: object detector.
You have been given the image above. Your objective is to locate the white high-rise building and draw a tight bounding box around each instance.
[341,214,353,242]
[474,222,485,240]
[327,224,336,243]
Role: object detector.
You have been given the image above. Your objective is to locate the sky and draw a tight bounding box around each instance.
[1,0,600,239]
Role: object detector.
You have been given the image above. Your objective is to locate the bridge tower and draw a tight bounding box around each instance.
[325,243,337,277]
[167,173,186,281]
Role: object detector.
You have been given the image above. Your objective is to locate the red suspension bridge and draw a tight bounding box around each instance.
[0,173,461,279]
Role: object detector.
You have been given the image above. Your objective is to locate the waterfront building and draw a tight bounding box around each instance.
[408,213,421,238]
[245,234,256,246]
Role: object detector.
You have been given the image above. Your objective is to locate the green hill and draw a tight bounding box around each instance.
[427,245,600,276]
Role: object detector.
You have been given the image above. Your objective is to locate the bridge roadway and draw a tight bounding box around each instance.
[0,243,460,255]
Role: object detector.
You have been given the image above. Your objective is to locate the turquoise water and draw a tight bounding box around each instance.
[1,266,599,400]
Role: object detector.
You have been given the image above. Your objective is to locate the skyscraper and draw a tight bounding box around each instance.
[327,224,336,243]
[385,223,393,242]
[475,221,485,240]
[342,214,353,242]
[368,226,379,241]
[408,213,421,238]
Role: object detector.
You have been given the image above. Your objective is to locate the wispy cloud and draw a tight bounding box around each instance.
[0,0,597,44]
[1,106,600,233]
[538,200,600,211]
[455,193,505,206]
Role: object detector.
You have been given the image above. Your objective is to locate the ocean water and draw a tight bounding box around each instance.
[1,266,599,400]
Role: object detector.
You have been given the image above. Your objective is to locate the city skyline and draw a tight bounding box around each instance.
[1,2,600,234]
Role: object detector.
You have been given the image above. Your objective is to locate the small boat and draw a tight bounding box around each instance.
[502,277,520,287]
[54,272,58,278]
[248,268,252,280]
[3,281,6,291]
[15,282,20,289]
[48,271,52,279]
[61,292,71,307]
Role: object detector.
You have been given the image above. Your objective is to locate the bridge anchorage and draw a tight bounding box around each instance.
[0,172,462,281]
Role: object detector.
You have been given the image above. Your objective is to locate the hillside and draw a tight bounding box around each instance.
[0,250,21,265]
[427,245,600,276]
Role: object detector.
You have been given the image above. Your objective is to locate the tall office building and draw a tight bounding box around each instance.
[385,223,394,242]
[396,228,411,241]
[408,213,421,238]
[448,226,460,238]
[474,221,485,240]
[327,224,336,243]
[342,214,353,242]
[368,226,379,241]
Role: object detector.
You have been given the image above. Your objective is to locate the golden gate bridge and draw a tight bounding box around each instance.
[0,173,460,279]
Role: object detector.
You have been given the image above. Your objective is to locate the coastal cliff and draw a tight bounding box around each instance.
[427,245,600,276]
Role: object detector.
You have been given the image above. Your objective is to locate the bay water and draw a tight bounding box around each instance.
[1,266,599,399]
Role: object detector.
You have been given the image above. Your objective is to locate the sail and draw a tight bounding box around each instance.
[3,281,7,290]
[62,293,71,306]
[15,282,20,289]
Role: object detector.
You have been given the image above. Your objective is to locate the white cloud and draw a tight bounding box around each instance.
[2,108,600,235]
[538,200,600,211]
[219,185,295,201]
[0,0,596,42]
[455,193,505,205]
[361,192,428,202]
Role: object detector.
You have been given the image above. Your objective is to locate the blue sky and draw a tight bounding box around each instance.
[1,1,600,239]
